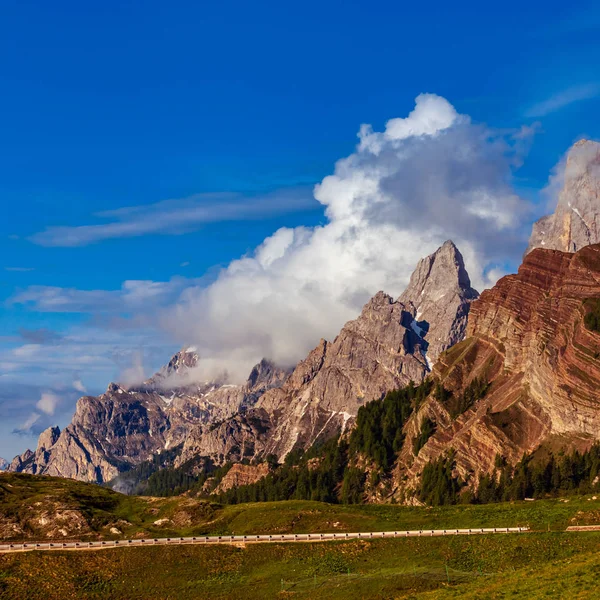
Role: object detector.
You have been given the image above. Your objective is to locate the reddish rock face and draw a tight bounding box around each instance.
[396,244,600,497]
[212,463,271,494]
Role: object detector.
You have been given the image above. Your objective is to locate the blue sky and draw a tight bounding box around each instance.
[2,0,600,458]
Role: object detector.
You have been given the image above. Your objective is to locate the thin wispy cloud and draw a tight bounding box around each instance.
[29,188,317,247]
[9,278,193,313]
[5,267,34,272]
[525,83,600,118]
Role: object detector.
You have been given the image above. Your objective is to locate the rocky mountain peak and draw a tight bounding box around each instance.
[139,347,202,392]
[399,240,479,362]
[527,139,600,254]
[36,426,61,453]
[158,347,199,379]
[106,382,126,394]
[245,358,290,393]
[0,457,8,471]
[396,241,600,499]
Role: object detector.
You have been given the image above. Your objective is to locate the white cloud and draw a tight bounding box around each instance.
[28,189,317,247]
[13,344,42,358]
[16,412,41,432]
[36,392,61,416]
[358,93,467,153]
[159,94,535,381]
[118,351,147,386]
[10,94,537,389]
[72,379,87,393]
[525,83,600,118]
[10,278,192,313]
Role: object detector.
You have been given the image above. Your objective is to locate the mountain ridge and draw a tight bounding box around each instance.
[9,240,478,485]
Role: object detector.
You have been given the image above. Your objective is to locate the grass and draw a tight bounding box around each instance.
[4,473,600,597]
[4,473,600,541]
[2,533,600,599]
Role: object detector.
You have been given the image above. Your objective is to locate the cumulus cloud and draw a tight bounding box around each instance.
[9,94,538,390]
[11,391,61,436]
[118,351,147,386]
[159,94,536,381]
[29,189,317,247]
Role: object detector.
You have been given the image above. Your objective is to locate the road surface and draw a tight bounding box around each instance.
[0,527,529,553]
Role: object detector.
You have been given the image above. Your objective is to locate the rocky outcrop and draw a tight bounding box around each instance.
[527,139,600,255]
[245,241,478,460]
[9,449,34,473]
[251,292,429,459]
[394,243,600,498]
[0,458,8,471]
[212,463,271,494]
[399,240,479,362]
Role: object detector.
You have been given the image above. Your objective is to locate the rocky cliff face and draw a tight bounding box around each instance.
[212,463,271,494]
[399,240,479,363]
[249,292,429,460]
[9,352,289,483]
[394,243,600,499]
[198,242,479,462]
[527,139,600,255]
[10,241,478,484]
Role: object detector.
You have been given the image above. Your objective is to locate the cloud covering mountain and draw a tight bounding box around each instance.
[3,93,541,452]
[159,94,537,380]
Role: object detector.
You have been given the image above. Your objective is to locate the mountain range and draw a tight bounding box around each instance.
[9,139,600,503]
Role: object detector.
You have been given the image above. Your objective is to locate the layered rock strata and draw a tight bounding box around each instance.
[395,243,600,498]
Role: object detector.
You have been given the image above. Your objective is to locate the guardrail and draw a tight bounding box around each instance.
[0,527,530,553]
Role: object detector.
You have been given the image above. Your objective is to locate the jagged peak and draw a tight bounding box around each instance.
[163,347,200,374]
[245,358,291,394]
[36,426,60,452]
[106,382,127,394]
[362,291,395,311]
[527,139,600,255]
[400,240,477,307]
[563,138,600,176]
[569,138,599,152]
[137,347,201,391]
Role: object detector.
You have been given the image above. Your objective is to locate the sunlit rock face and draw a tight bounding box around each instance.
[399,240,479,363]
[527,140,600,255]
[8,351,289,484]
[212,241,478,462]
[394,243,600,499]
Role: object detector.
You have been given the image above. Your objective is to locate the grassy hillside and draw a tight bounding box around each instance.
[4,472,600,542]
[2,533,600,599]
[4,473,600,598]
